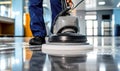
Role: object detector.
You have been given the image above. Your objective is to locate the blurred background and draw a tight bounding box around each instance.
[0,1,120,71]
[0,0,120,37]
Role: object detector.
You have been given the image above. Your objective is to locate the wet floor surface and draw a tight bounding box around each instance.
[0,37,120,71]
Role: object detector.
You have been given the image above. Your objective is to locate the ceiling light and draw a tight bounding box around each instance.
[117,2,120,7]
[98,1,106,5]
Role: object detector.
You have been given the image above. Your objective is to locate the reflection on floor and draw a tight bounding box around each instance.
[0,37,120,71]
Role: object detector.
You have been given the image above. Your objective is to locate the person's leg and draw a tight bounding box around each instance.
[29,0,46,45]
[50,0,62,33]
[29,0,46,37]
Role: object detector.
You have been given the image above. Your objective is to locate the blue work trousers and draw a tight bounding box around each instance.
[29,0,62,37]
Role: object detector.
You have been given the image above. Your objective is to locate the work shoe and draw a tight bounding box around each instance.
[29,37,45,45]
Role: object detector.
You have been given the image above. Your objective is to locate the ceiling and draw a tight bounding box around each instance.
[72,0,120,11]
[0,0,119,11]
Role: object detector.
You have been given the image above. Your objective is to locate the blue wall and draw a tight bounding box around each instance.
[113,9,120,36]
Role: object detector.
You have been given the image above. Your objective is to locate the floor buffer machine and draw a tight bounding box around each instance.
[42,0,93,57]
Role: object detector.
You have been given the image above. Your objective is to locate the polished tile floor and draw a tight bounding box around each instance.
[0,37,120,71]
